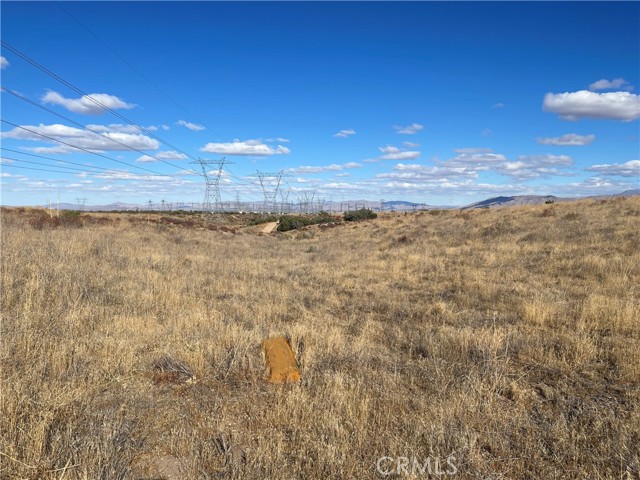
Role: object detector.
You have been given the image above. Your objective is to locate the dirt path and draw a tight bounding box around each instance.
[261,222,278,234]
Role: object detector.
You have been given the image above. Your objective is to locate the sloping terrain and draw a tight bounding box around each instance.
[1,198,639,479]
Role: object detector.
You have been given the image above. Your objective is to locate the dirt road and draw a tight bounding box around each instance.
[261,222,279,234]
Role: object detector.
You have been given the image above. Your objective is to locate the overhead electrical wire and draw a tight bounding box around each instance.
[1,119,171,177]
[1,163,94,176]
[1,86,201,176]
[1,147,138,174]
[35,10,266,194]
[1,40,263,204]
[0,155,110,173]
[53,0,211,134]
[1,40,196,161]
[1,155,109,173]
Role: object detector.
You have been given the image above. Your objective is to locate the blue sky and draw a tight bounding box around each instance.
[1,1,639,207]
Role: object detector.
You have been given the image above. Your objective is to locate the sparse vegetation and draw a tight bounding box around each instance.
[1,198,639,479]
[277,212,338,232]
[343,208,377,221]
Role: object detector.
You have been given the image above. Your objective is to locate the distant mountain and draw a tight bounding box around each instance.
[12,189,636,212]
[462,195,560,209]
[605,189,640,198]
[462,189,640,210]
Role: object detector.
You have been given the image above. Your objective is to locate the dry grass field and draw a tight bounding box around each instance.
[1,198,639,479]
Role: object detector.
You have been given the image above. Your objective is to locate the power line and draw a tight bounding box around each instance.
[1,119,172,177]
[1,40,196,161]
[53,1,211,134]
[1,155,107,174]
[1,86,201,176]
[1,163,92,176]
[1,147,132,174]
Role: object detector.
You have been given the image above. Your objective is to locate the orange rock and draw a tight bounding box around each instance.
[262,336,301,384]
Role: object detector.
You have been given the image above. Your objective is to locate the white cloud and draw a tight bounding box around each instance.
[586,160,640,177]
[266,137,290,143]
[589,78,632,91]
[380,150,421,161]
[496,155,573,180]
[379,146,400,154]
[86,123,159,134]
[394,123,424,134]
[442,152,507,169]
[492,103,505,109]
[378,163,478,181]
[1,123,159,153]
[543,90,640,121]
[136,155,156,163]
[536,133,595,146]
[403,141,420,148]
[93,170,174,181]
[201,139,290,156]
[0,56,9,69]
[156,150,188,160]
[333,129,356,138]
[454,148,494,154]
[287,162,361,174]
[42,90,135,115]
[176,120,205,131]
[379,145,420,160]
[482,128,493,137]
[364,145,422,163]
[161,125,170,131]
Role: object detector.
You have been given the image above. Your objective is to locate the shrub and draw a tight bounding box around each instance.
[343,208,377,222]
[277,212,341,232]
[277,216,309,232]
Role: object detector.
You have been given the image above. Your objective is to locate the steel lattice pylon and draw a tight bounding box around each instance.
[190,157,234,215]
[248,170,291,214]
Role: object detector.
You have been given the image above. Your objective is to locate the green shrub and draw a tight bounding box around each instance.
[344,208,377,222]
[278,216,310,232]
[277,212,341,232]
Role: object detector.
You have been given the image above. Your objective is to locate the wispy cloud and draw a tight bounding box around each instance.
[589,78,633,91]
[378,146,421,161]
[543,90,640,121]
[1,123,159,153]
[287,162,361,174]
[454,148,494,154]
[201,139,290,156]
[492,102,505,109]
[586,160,640,177]
[536,133,595,146]
[176,120,205,131]
[42,90,135,115]
[0,56,9,69]
[86,124,159,134]
[333,129,356,138]
[394,123,424,134]
[496,155,574,180]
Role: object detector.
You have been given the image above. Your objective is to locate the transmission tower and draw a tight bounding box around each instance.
[189,157,234,216]
[248,170,291,214]
[75,197,87,211]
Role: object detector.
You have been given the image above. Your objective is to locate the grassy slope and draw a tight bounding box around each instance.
[1,199,639,479]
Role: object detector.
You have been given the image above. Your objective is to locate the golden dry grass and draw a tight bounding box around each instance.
[1,198,639,479]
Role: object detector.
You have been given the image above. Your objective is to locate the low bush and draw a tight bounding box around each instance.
[277,212,340,232]
[344,208,377,222]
